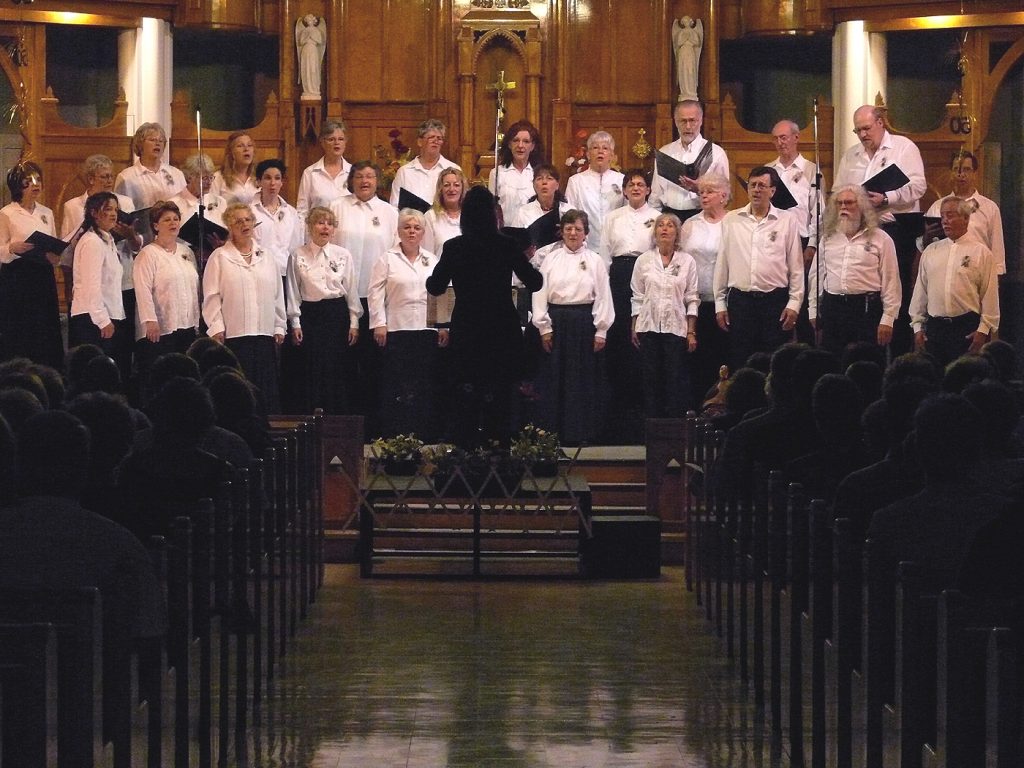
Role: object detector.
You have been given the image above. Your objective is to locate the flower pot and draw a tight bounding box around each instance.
[529,459,559,477]
[382,458,419,476]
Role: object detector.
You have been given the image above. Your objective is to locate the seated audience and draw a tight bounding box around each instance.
[0,410,167,639]
[867,393,1013,592]
[65,391,136,522]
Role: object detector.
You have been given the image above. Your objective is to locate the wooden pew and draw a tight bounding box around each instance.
[0,622,60,768]
[828,518,859,768]
[0,589,104,768]
[985,626,1020,768]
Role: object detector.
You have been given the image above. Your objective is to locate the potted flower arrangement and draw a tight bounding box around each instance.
[373,128,413,198]
[510,424,562,477]
[422,443,468,494]
[370,433,424,475]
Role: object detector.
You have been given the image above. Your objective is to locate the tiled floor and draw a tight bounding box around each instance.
[248,565,779,767]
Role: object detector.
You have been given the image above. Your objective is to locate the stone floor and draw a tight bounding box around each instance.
[245,565,780,767]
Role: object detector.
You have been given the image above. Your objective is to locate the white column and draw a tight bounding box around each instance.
[118,18,173,149]
[832,21,887,177]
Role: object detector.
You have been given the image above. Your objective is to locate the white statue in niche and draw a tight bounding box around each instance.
[295,14,327,100]
[672,16,703,102]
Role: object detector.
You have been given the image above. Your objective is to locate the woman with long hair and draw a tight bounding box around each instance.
[488,119,544,226]
[210,130,258,205]
[427,186,542,447]
[70,192,129,371]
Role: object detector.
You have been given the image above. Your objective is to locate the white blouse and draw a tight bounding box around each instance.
[0,201,55,264]
[286,242,363,330]
[389,156,460,209]
[423,209,461,256]
[488,163,535,225]
[251,196,303,276]
[296,157,352,221]
[680,212,723,302]
[564,168,626,253]
[531,244,615,339]
[510,200,570,229]
[367,247,438,332]
[630,248,700,337]
[329,195,399,298]
[59,192,138,290]
[600,203,659,267]
[71,230,125,328]
[202,240,286,339]
[209,171,258,206]
[114,159,187,209]
[132,241,200,340]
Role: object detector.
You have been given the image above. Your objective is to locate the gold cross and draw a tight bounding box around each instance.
[486,70,517,97]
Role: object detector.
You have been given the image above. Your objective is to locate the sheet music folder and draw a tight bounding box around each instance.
[655,148,711,184]
[862,164,911,195]
[502,208,561,251]
[737,176,798,211]
[25,230,70,260]
[397,188,431,214]
[178,214,228,250]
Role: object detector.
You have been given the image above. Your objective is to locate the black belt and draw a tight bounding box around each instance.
[731,287,787,300]
[928,312,977,324]
[823,291,880,304]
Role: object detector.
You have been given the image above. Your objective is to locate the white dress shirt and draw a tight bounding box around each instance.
[132,241,200,340]
[367,246,438,332]
[909,234,999,335]
[114,159,187,209]
[71,230,124,328]
[926,191,1006,275]
[0,201,55,264]
[423,209,461,256]
[680,212,722,302]
[649,136,730,212]
[808,227,901,326]
[488,163,534,225]
[202,240,286,339]
[600,203,659,267]
[329,195,399,298]
[389,155,459,208]
[564,168,626,254]
[251,196,303,276]
[833,131,926,223]
[209,171,258,206]
[531,244,615,339]
[768,153,823,246]
[296,157,352,221]
[713,205,804,313]
[630,249,700,336]
[286,242,363,329]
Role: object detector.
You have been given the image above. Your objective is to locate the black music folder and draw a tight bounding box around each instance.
[655,144,713,185]
[178,214,228,251]
[25,230,70,259]
[738,175,798,211]
[502,208,561,251]
[397,187,431,214]
[862,164,911,195]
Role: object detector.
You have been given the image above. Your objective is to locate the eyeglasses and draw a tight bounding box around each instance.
[231,216,255,225]
[835,198,859,207]
[747,182,773,190]
[676,118,700,125]
[853,122,879,135]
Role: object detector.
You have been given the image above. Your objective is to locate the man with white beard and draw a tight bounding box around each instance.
[807,184,901,355]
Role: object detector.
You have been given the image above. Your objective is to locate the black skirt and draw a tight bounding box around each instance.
[226,335,280,414]
[295,297,352,414]
[0,257,64,370]
[534,303,605,445]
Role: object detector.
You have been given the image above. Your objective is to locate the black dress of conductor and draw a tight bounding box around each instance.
[426,186,542,448]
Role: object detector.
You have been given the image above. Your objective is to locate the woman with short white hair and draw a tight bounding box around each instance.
[367,207,447,439]
[202,202,286,411]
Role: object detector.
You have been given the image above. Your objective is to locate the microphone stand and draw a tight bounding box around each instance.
[810,98,824,347]
[196,106,207,278]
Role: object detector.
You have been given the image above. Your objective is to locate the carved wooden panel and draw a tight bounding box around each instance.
[569,0,666,105]
[342,0,434,103]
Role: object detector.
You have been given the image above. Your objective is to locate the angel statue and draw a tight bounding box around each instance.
[295,14,327,100]
[672,16,704,102]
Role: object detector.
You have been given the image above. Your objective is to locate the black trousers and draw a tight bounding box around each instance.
[605,256,643,442]
[925,312,980,370]
[639,331,690,418]
[818,291,884,356]
[691,301,730,407]
[881,219,918,357]
[726,287,791,372]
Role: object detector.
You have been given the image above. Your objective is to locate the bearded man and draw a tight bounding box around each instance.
[807,184,901,354]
